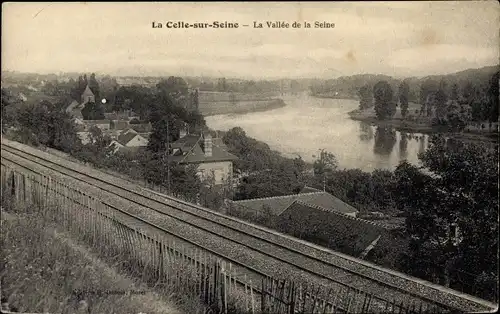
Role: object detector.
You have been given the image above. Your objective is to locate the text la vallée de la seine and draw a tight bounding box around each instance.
[152,21,335,29]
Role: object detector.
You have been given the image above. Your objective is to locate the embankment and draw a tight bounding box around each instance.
[198,91,286,116]
[199,98,287,116]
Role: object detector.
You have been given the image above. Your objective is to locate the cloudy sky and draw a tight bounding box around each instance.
[2,1,498,79]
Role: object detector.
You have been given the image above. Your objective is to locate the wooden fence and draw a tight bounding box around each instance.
[0,160,436,314]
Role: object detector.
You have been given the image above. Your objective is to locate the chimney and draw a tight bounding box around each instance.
[203,133,212,157]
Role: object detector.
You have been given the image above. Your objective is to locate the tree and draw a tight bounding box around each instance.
[156,76,189,99]
[434,79,448,122]
[419,79,438,117]
[88,73,101,100]
[218,77,227,92]
[81,101,105,120]
[393,136,498,298]
[487,71,499,125]
[1,88,20,133]
[78,75,87,95]
[450,83,459,101]
[11,100,81,153]
[373,81,395,120]
[445,100,471,132]
[170,164,202,202]
[398,80,410,118]
[147,116,183,154]
[191,89,199,112]
[313,149,338,180]
[114,85,155,118]
[358,84,373,110]
[141,155,201,202]
[234,167,304,200]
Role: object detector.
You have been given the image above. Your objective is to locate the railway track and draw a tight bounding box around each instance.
[1,139,496,313]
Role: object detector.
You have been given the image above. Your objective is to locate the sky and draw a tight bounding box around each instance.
[2,1,499,79]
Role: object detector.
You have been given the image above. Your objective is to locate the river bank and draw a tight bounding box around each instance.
[310,92,357,101]
[348,110,498,143]
[200,98,287,116]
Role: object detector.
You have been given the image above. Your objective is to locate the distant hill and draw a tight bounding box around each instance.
[310,65,499,103]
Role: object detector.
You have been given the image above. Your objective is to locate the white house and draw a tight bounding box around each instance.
[108,129,149,153]
[168,132,238,185]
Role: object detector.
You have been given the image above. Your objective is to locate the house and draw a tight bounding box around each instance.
[66,84,95,119]
[227,190,359,217]
[109,120,130,131]
[104,110,135,121]
[77,132,91,145]
[109,129,149,153]
[18,92,27,102]
[168,132,238,185]
[84,120,111,131]
[118,129,148,147]
[66,99,84,119]
[275,200,400,258]
[81,84,95,105]
[73,118,86,132]
[130,122,153,133]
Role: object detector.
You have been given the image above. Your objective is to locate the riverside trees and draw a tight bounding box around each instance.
[393,136,498,298]
[373,81,396,120]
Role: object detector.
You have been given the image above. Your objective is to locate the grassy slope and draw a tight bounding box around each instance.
[0,204,190,314]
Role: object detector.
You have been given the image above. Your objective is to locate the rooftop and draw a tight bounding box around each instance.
[84,120,110,125]
[117,131,146,146]
[229,191,359,216]
[169,134,238,164]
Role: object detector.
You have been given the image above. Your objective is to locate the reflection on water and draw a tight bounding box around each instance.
[399,132,408,160]
[359,122,374,142]
[374,127,397,156]
[205,93,430,172]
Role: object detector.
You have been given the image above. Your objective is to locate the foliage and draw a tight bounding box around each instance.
[434,79,448,122]
[1,88,21,133]
[81,101,105,120]
[393,136,498,298]
[398,80,410,118]
[140,154,201,202]
[234,165,304,200]
[147,117,183,154]
[373,81,396,120]
[312,149,338,179]
[11,101,81,154]
[217,77,227,92]
[357,84,373,110]
[222,127,285,172]
[113,85,155,118]
[308,167,397,214]
[445,100,471,132]
[88,73,100,100]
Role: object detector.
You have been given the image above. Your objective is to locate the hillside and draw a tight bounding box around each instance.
[310,65,499,103]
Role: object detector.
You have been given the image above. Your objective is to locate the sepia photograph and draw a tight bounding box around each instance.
[1,1,498,313]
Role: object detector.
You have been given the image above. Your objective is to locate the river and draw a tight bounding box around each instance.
[205,93,429,172]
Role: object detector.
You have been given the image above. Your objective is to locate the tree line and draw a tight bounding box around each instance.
[356,70,499,131]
